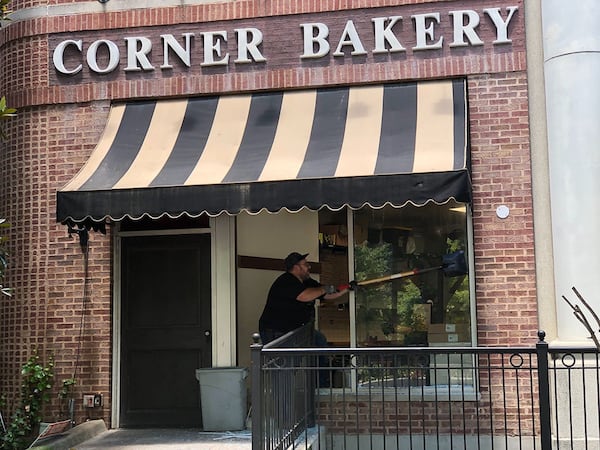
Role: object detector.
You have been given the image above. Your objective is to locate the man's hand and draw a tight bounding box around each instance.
[336,280,357,291]
[324,285,337,295]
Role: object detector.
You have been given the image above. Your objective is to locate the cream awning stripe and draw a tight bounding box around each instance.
[413,81,456,172]
[114,99,188,189]
[336,85,384,177]
[259,90,317,181]
[62,104,126,191]
[185,94,252,185]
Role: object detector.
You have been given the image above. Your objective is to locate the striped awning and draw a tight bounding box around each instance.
[57,79,470,224]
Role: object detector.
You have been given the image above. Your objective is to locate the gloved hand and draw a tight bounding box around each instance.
[323,285,337,295]
[336,281,357,291]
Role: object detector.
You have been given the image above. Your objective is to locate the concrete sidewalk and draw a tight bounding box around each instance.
[31,420,252,450]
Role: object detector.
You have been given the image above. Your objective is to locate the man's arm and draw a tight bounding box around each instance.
[297,284,353,302]
[296,279,356,302]
[321,281,357,304]
[297,286,329,302]
[323,288,350,301]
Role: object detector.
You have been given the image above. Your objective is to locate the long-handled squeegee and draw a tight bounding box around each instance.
[356,250,467,287]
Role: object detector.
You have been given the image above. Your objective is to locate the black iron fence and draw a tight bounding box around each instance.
[250,325,600,449]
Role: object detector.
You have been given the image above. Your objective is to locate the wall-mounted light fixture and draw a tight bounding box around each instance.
[496,205,510,219]
[98,0,109,3]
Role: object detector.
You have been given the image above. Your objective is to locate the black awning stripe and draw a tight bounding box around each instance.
[223,91,283,183]
[80,101,156,190]
[297,86,349,179]
[453,79,468,169]
[376,83,418,174]
[150,96,219,187]
[114,99,189,189]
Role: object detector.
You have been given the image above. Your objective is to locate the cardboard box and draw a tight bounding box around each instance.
[320,224,367,246]
[320,225,348,247]
[318,306,350,345]
[427,333,471,343]
[428,323,470,334]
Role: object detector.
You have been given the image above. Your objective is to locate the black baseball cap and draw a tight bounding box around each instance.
[284,252,309,271]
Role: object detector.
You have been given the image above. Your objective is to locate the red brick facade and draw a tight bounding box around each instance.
[0,0,533,428]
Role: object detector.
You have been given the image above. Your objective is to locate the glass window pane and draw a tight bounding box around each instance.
[353,202,470,348]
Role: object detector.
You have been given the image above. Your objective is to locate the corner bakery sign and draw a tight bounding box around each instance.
[52,6,518,76]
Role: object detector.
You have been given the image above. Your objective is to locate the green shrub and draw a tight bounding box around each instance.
[0,353,55,450]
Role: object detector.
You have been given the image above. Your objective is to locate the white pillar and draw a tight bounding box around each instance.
[542,1,600,341]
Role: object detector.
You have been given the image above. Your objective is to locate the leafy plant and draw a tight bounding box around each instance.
[0,353,54,450]
[0,0,12,25]
[354,243,392,341]
[0,97,16,141]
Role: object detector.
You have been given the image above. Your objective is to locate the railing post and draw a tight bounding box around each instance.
[307,324,316,428]
[251,333,263,450]
[536,330,552,450]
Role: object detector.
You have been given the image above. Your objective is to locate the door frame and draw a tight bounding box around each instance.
[111,215,237,428]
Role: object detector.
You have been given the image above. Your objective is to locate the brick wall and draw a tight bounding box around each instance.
[468,72,537,346]
[319,380,536,436]
[1,0,526,108]
[0,103,113,424]
[319,399,490,435]
[0,0,534,428]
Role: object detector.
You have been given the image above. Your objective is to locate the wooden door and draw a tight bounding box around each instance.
[120,234,211,427]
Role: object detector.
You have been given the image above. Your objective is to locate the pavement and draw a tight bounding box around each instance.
[30,420,253,450]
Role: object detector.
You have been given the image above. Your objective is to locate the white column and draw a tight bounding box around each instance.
[211,214,237,366]
[542,1,600,342]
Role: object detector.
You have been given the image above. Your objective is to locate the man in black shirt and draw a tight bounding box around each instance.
[259,252,352,344]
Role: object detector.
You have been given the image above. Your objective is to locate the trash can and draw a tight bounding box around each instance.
[195,367,248,431]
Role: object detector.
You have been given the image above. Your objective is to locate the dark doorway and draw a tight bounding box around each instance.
[120,234,212,427]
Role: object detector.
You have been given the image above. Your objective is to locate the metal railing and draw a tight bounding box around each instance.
[251,327,600,449]
[251,324,317,450]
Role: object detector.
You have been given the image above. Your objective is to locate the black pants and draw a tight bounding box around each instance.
[259,328,285,345]
[259,328,332,387]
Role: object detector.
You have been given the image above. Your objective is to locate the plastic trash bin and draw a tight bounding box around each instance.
[195,367,248,431]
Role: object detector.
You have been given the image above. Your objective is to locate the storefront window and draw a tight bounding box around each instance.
[318,201,471,349]
[353,202,470,347]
